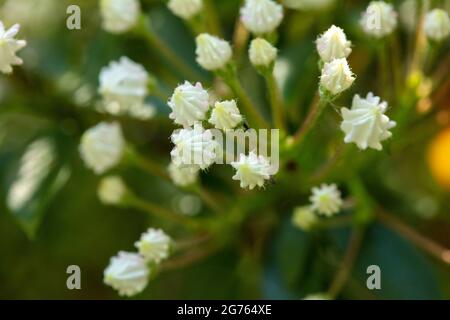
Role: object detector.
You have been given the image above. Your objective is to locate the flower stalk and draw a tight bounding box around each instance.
[217,64,268,128]
[291,93,328,148]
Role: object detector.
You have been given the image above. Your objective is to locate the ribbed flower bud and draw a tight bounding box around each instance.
[195,33,232,71]
[320,58,355,96]
[100,0,140,34]
[240,0,283,35]
[316,25,352,62]
[249,38,278,68]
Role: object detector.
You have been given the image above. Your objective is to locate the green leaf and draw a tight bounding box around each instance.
[329,223,443,299]
[4,135,71,239]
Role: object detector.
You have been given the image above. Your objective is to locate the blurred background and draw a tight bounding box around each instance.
[0,0,449,299]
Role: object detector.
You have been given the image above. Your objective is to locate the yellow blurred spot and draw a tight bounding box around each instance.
[428,127,450,189]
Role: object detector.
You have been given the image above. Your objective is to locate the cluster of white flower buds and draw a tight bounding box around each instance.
[168,20,283,189]
[316,25,355,97]
[292,183,343,231]
[315,23,396,150]
[104,228,172,296]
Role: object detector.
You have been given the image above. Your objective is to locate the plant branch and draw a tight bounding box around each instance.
[327,227,365,298]
[376,209,450,265]
[265,70,286,130]
[291,92,327,147]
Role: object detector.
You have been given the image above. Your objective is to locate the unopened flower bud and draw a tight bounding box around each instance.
[316,25,352,62]
[195,33,232,71]
[240,0,284,35]
[320,58,355,96]
[249,38,278,68]
[168,0,203,20]
[100,0,140,34]
[424,9,450,42]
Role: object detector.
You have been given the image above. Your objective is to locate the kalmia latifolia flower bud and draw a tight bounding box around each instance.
[231,151,272,190]
[195,33,232,71]
[168,81,210,127]
[135,228,172,264]
[240,0,284,35]
[209,100,243,130]
[316,25,352,63]
[79,122,125,175]
[100,0,140,34]
[249,38,278,68]
[98,176,128,205]
[309,183,343,216]
[103,251,149,297]
[424,9,450,42]
[360,1,397,38]
[170,124,219,170]
[320,58,355,96]
[168,0,203,20]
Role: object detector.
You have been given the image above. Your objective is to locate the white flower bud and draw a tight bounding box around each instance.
[79,122,125,174]
[104,251,149,297]
[168,81,210,127]
[231,151,271,190]
[135,228,172,264]
[304,293,331,300]
[424,9,450,42]
[168,162,199,187]
[170,124,219,170]
[316,25,352,63]
[282,0,335,10]
[360,1,397,38]
[99,57,149,116]
[310,183,343,216]
[292,206,318,231]
[240,0,284,35]
[341,92,396,150]
[98,176,128,205]
[100,0,140,34]
[320,58,355,96]
[195,33,232,71]
[168,0,203,20]
[209,100,243,130]
[0,21,26,74]
[249,38,278,67]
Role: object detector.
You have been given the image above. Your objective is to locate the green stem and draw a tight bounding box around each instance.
[264,70,286,131]
[376,210,450,265]
[378,42,390,99]
[291,93,327,148]
[203,0,223,36]
[136,15,201,81]
[128,196,200,230]
[218,65,268,128]
[190,184,223,213]
[327,227,365,299]
[125,147,170,181]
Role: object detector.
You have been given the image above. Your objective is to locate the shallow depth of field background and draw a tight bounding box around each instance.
[0,0,450,299]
